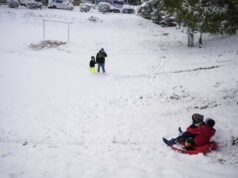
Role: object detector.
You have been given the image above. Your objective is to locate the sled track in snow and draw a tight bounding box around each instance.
[114,65,221,79]
[173,66,220,73]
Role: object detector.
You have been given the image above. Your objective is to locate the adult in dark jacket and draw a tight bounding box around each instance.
[96,48,107,73]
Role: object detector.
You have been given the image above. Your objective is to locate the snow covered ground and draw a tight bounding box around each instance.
[0,5,238,178]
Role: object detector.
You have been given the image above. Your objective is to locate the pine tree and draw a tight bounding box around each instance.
[158,0,238,47]
[221,0,238,35]
[138,0,160,20]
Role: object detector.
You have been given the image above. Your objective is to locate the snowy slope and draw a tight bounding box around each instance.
[0,5,238,178]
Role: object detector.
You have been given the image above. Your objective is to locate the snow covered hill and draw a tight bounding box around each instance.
[0,5,238,178]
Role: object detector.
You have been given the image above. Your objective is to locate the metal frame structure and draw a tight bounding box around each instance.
[43,19,73,43]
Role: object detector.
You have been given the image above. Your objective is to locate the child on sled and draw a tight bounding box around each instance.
[163,113,216,150]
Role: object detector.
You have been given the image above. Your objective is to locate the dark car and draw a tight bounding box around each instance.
[122,8,134,14]
[110,8,120,13]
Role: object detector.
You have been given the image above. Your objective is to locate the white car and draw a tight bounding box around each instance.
[48,0,73,10]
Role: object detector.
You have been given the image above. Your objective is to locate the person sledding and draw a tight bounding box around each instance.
[163,113,216,150]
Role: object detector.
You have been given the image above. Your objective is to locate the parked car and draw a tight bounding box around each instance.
[158,15,177,27]
[48,0,73,10]
[112,0,123,8]
[21,0,42,9]
[98,2,110,13]
[122,8,134,14]
[7,0,19,8]
[20,0,27,6]
[95,0,111,5]
[109,8,120,13]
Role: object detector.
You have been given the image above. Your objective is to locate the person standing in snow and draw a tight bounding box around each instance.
[163,114,216,150]
[96,48,107,73]
[89,56,96,73]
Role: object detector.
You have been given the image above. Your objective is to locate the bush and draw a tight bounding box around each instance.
[7,0,19,8]
[88,16,102,22]
[29,40,66,50]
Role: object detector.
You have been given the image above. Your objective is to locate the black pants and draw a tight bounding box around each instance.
[176,131,195,145]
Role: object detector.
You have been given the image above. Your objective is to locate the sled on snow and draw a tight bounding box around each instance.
[163,139,217,155]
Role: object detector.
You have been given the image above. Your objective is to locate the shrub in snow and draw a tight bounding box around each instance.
[232,136,238,146]
[26,0,42,9]
[29,40,66,50]
[7,0,19,8]
[80,3,91,13]
[98,2,111,13]
[88,16,102,22]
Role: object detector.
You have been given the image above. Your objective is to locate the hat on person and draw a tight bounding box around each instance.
[205,118,215,128]
[101,48,104,51]
[192,113,204,124]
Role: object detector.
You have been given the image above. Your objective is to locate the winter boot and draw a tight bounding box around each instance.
[163,138,176,146]
[178,127,183,136]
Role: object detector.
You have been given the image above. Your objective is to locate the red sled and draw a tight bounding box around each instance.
[170,142,217,155]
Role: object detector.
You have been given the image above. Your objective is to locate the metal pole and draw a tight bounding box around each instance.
[68,23,70,43]
[43,20,45,41]
[42,20,72,43]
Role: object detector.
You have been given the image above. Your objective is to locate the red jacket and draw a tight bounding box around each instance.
[187,124,216,146]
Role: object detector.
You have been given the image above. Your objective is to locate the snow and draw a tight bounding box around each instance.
[0,5,238,178]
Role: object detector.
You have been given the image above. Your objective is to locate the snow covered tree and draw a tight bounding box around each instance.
[138,0,176,26]
[138,0,156,19]
[220,0,238,35]
[158,0,238,47]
